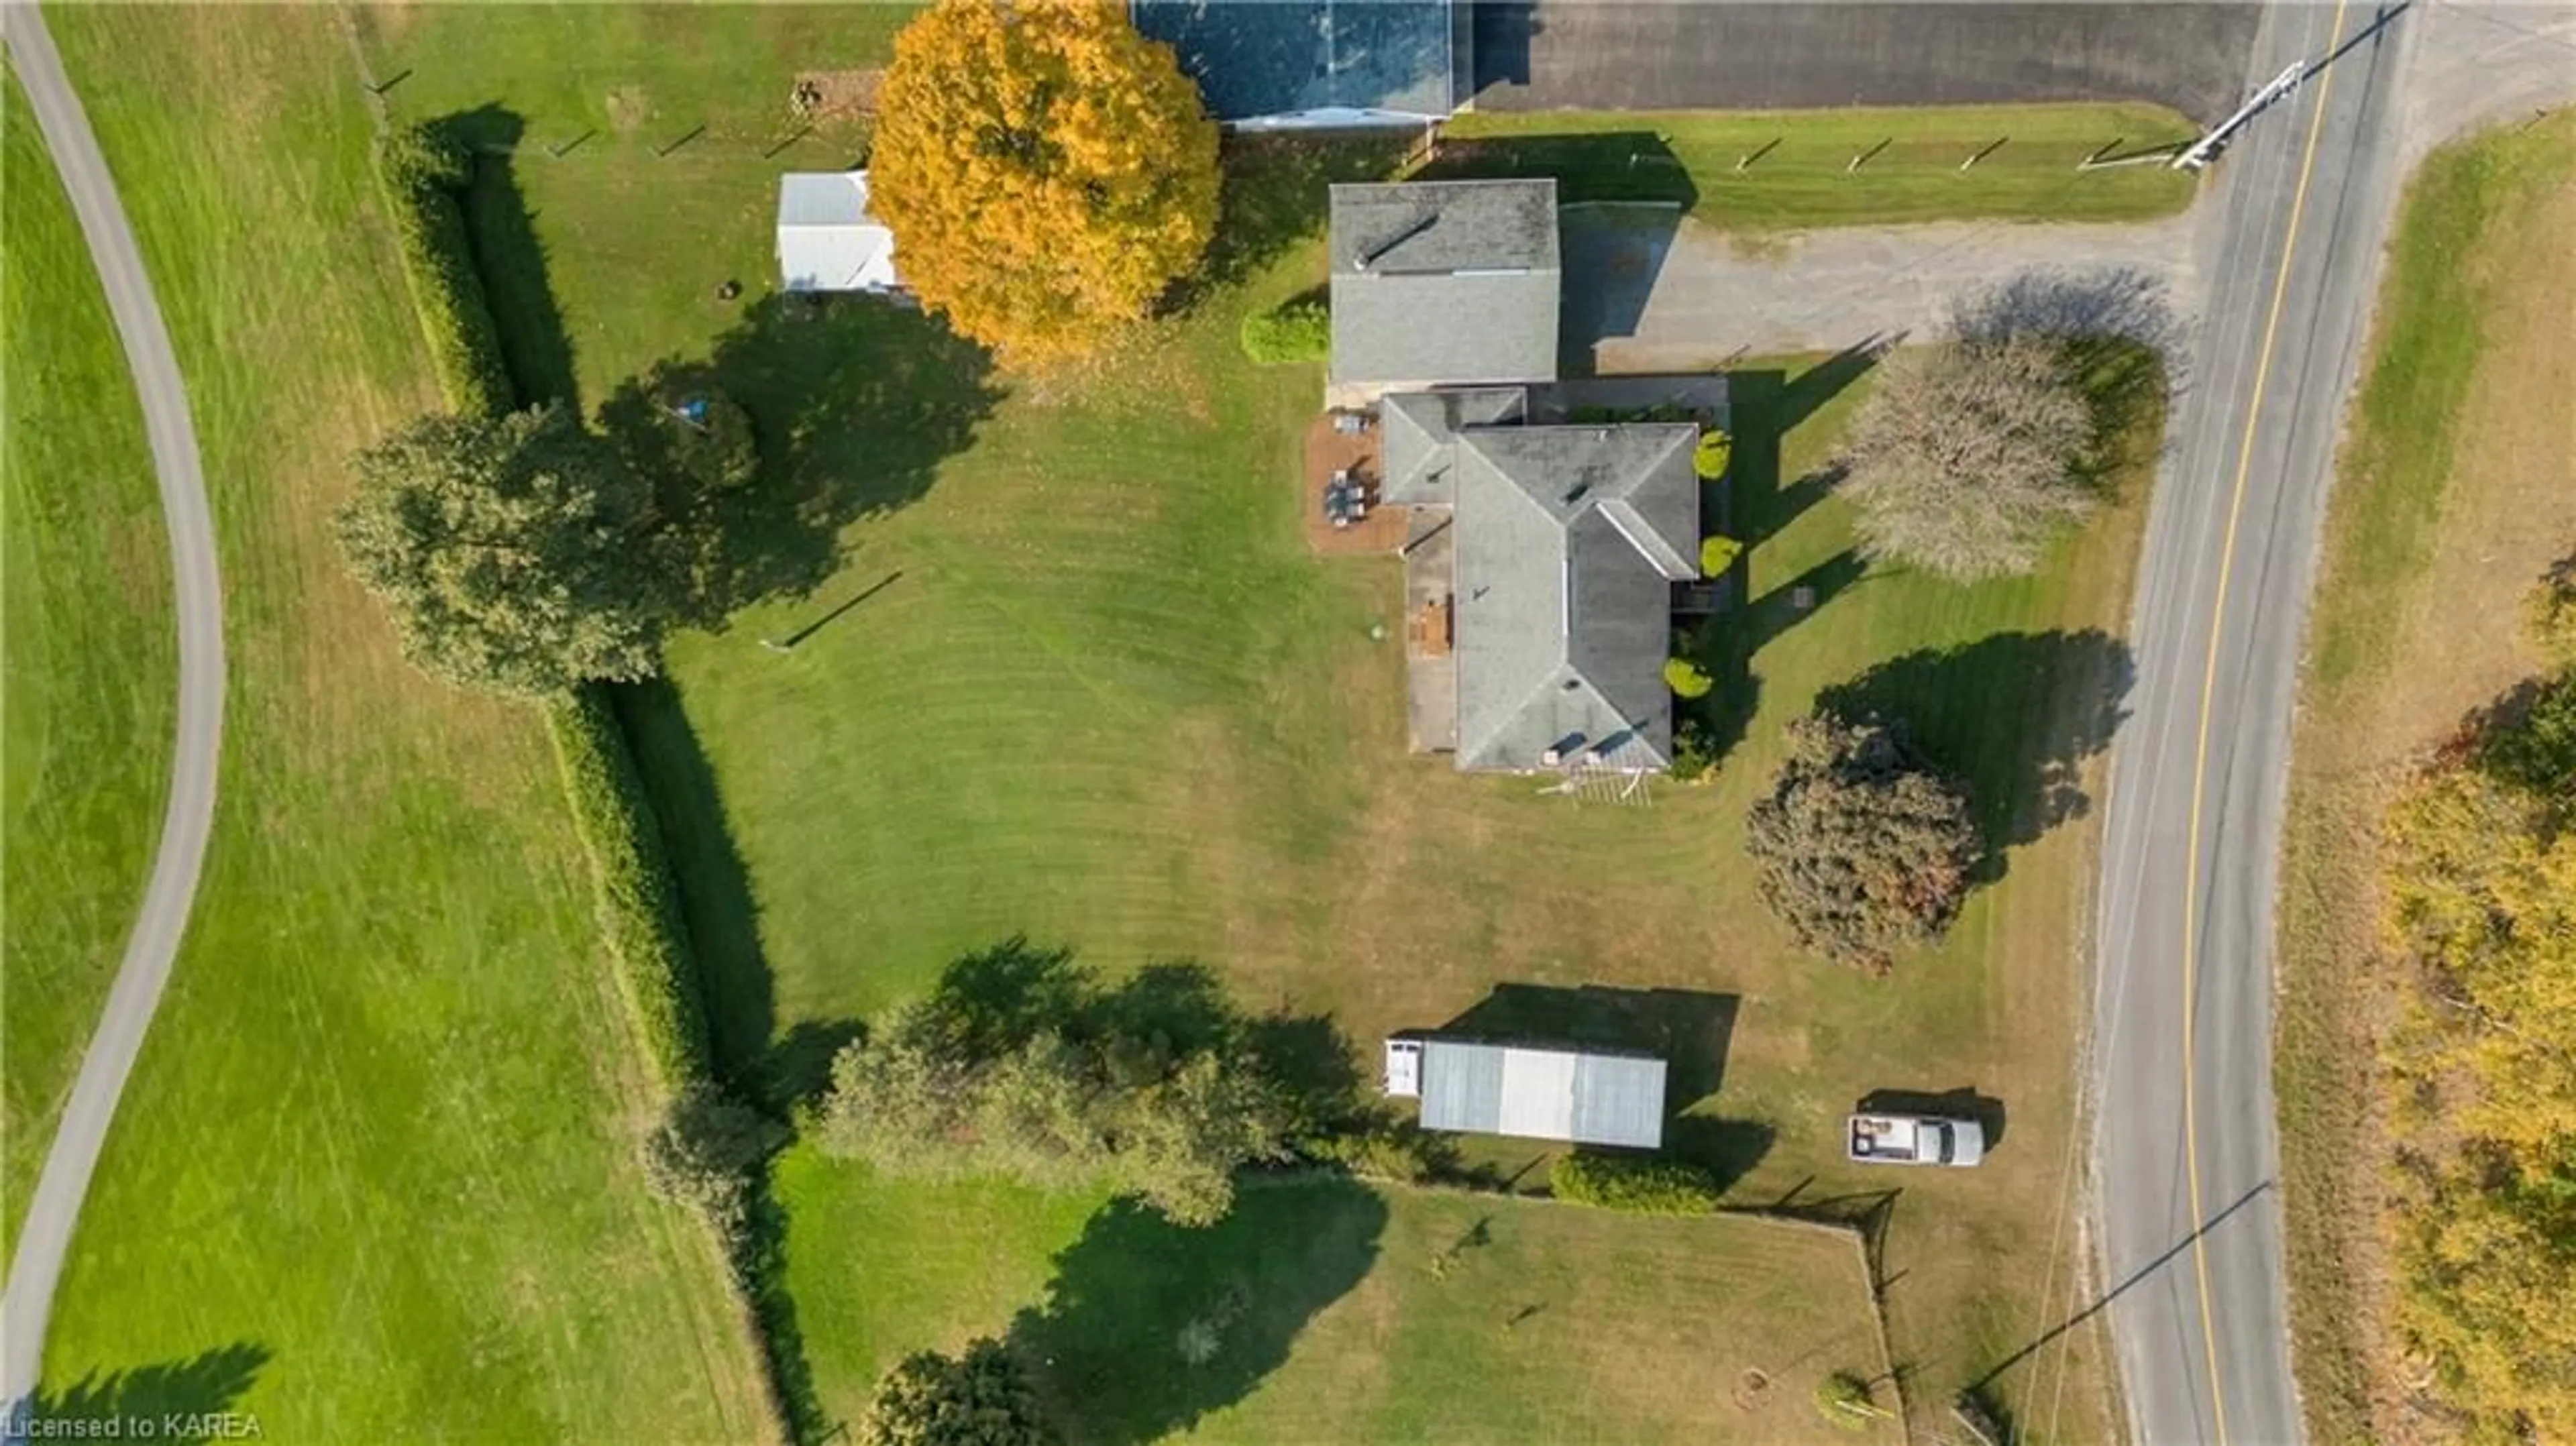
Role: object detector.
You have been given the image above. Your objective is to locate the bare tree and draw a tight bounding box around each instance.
[1838,333,2096,582]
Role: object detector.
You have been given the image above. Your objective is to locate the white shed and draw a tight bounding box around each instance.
[775,172,900,294]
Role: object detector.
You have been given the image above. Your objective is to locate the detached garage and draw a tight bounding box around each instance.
[775,172,900,294]
[1384,1038,1667,1148]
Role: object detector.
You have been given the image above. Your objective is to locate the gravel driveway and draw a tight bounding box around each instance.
[1561,206,2202,374]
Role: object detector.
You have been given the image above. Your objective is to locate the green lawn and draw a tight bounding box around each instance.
[23,9,771,1439]
[2272,112,2576,1446]
[777,1157,1898,1442]
[0,76,175,1261]
[1434,103,2202,229]
[362,14,2159,1439]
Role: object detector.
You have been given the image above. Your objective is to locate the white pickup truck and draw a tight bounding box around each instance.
[1847,1112,1985,1167]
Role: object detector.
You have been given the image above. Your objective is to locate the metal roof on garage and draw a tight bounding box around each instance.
[1415,1040,1666,1148]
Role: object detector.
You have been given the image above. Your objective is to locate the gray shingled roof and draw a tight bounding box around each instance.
[1329,180,1560,388]
[1379,388,1527,505]
[1451,424,1701,772]
[1415,1040,1667,1148]
[1133,0,1463,123]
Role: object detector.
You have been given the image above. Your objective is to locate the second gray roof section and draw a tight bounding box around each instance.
[1329,179,1561,388]
[1450,423,1701,772]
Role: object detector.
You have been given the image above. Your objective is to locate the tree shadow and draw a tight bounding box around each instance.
[1856,1087,2008,1152]
[739,1182,827,1442]
[1816,629,2133,874]
[760,1016,864,1109]
[1006,1178,1387,1445]
[612,675,777,1085]
[424,106,582,408]
[1434,983,1739,1110]
[603,296,1000,628]
[22,1344,268,1431]
[1186,132,1417,302]
[1781,335,1897,433]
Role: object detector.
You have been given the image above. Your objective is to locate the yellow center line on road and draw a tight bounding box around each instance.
[2180,2,2352,1441]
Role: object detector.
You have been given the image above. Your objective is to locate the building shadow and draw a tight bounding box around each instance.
[1007,1179,1386,1445]
[1428,131,1691,375]
[21,1344,268,1431]
[1470,0,1544,89]
[1662,1116,1776,1191]
[1856,1087,2008,1152]
[1434,983,1737,1109]
[1816,628,2134,875]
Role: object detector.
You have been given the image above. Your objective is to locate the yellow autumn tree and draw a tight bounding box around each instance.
[870,0,1220,361]
[2379,693,2576,1441]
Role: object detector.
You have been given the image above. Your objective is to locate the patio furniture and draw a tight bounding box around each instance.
[1332,410,1368,436]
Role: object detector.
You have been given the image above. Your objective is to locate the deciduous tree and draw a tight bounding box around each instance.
[1839,335,2095,582]
[2379,680,2576,1440]
[1746,712,1978,970]
[640,1082,786,1243]
[337,404,678,695]
[860,1338,1055,1446]
[818,977,1293,1225]
[870,0,1220,361]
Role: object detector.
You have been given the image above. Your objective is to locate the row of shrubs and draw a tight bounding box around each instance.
[374,124,515,419]
[1548,1152,1723,1215]
[370,114,789,1435]
[1238,296,1328,365]
[545,687,716,1091]
[370,121,716,1100]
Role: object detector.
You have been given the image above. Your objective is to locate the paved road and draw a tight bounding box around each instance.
[1474,2,2261,123]
[1,1,224,1405]
[2090,3,2420,1441]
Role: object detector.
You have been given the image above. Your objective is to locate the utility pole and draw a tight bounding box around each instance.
[2174,62,2307,171]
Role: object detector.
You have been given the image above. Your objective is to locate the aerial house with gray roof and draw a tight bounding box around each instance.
[1321,177,1704,775]
[1383,1037,1668,1149]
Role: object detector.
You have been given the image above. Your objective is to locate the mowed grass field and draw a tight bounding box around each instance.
[1435,103,2201,228]
[1,77,174,1260]
[364,11,2158,1438]
[776,1158,1898,1442]
[2273,113,2576,1445]
[25,9,772,1439]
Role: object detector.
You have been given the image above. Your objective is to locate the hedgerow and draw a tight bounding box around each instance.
[1548,1152,1721,1215]
[545,685,715,1094]
[374,123,514,417]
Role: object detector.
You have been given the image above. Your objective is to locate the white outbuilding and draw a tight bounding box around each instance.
[775,172,900,294]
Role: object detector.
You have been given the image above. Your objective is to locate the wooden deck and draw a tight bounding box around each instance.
[1302,414,1407,555]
